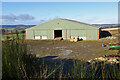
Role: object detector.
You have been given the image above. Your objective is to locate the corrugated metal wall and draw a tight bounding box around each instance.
[26,29,98,40]
[26,30,34,39]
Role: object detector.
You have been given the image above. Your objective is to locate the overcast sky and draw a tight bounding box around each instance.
[1,2,118,25]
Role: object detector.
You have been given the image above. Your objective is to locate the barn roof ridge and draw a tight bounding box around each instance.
[57,18,100,28]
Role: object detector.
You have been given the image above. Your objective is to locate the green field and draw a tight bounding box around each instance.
[2,33,25,40]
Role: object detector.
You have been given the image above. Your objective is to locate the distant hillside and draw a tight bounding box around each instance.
[92,24,119,29]
[2,24,119,30]
[92,24,117,27]
[2,25,36,30]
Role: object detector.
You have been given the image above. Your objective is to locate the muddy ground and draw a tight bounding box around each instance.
[26,38,118,61]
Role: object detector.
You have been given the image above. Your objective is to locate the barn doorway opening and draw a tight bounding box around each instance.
[99,31,112,38]
[54,30,62,38]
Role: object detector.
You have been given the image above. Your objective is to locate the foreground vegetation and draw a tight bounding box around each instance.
[2,33,120,79]
[2,33,25,40]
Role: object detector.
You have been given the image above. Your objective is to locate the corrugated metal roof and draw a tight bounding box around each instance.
[59,18,101,28]
[26,18,101,30]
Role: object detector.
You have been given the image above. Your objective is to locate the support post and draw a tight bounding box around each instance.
[66,29,67,39]
[97,29,99,40]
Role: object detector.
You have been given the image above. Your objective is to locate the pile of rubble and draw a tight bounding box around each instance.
[88,57,119,64]
[102,36,117,40]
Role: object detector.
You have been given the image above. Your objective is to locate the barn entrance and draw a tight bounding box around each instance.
[54,30,62,38]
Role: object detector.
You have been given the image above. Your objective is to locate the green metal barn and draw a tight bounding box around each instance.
[25,18,101,40]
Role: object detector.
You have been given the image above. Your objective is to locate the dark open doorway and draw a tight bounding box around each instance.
[54,30,62,38]
[99,31,112,38]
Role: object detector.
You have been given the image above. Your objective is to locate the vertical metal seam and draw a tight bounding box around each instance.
[47,30,48,39]
[33,30,35,39]
[66,29,67,39]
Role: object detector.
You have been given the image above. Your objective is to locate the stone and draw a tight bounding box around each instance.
[105,36,116,40]
[97,57,107,61]
[107,58,118,63]
[116,61,119,64]
[88,59,92,63]
[95,58,98,60]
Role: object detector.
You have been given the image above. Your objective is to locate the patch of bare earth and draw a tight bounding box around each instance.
[26,39,118,61]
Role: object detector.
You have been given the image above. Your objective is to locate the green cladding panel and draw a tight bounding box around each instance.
[87,30,97,40]
[26,18,100,40]
[35,30,47,36]
[71,30,86,37]
[26,30,34,39]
